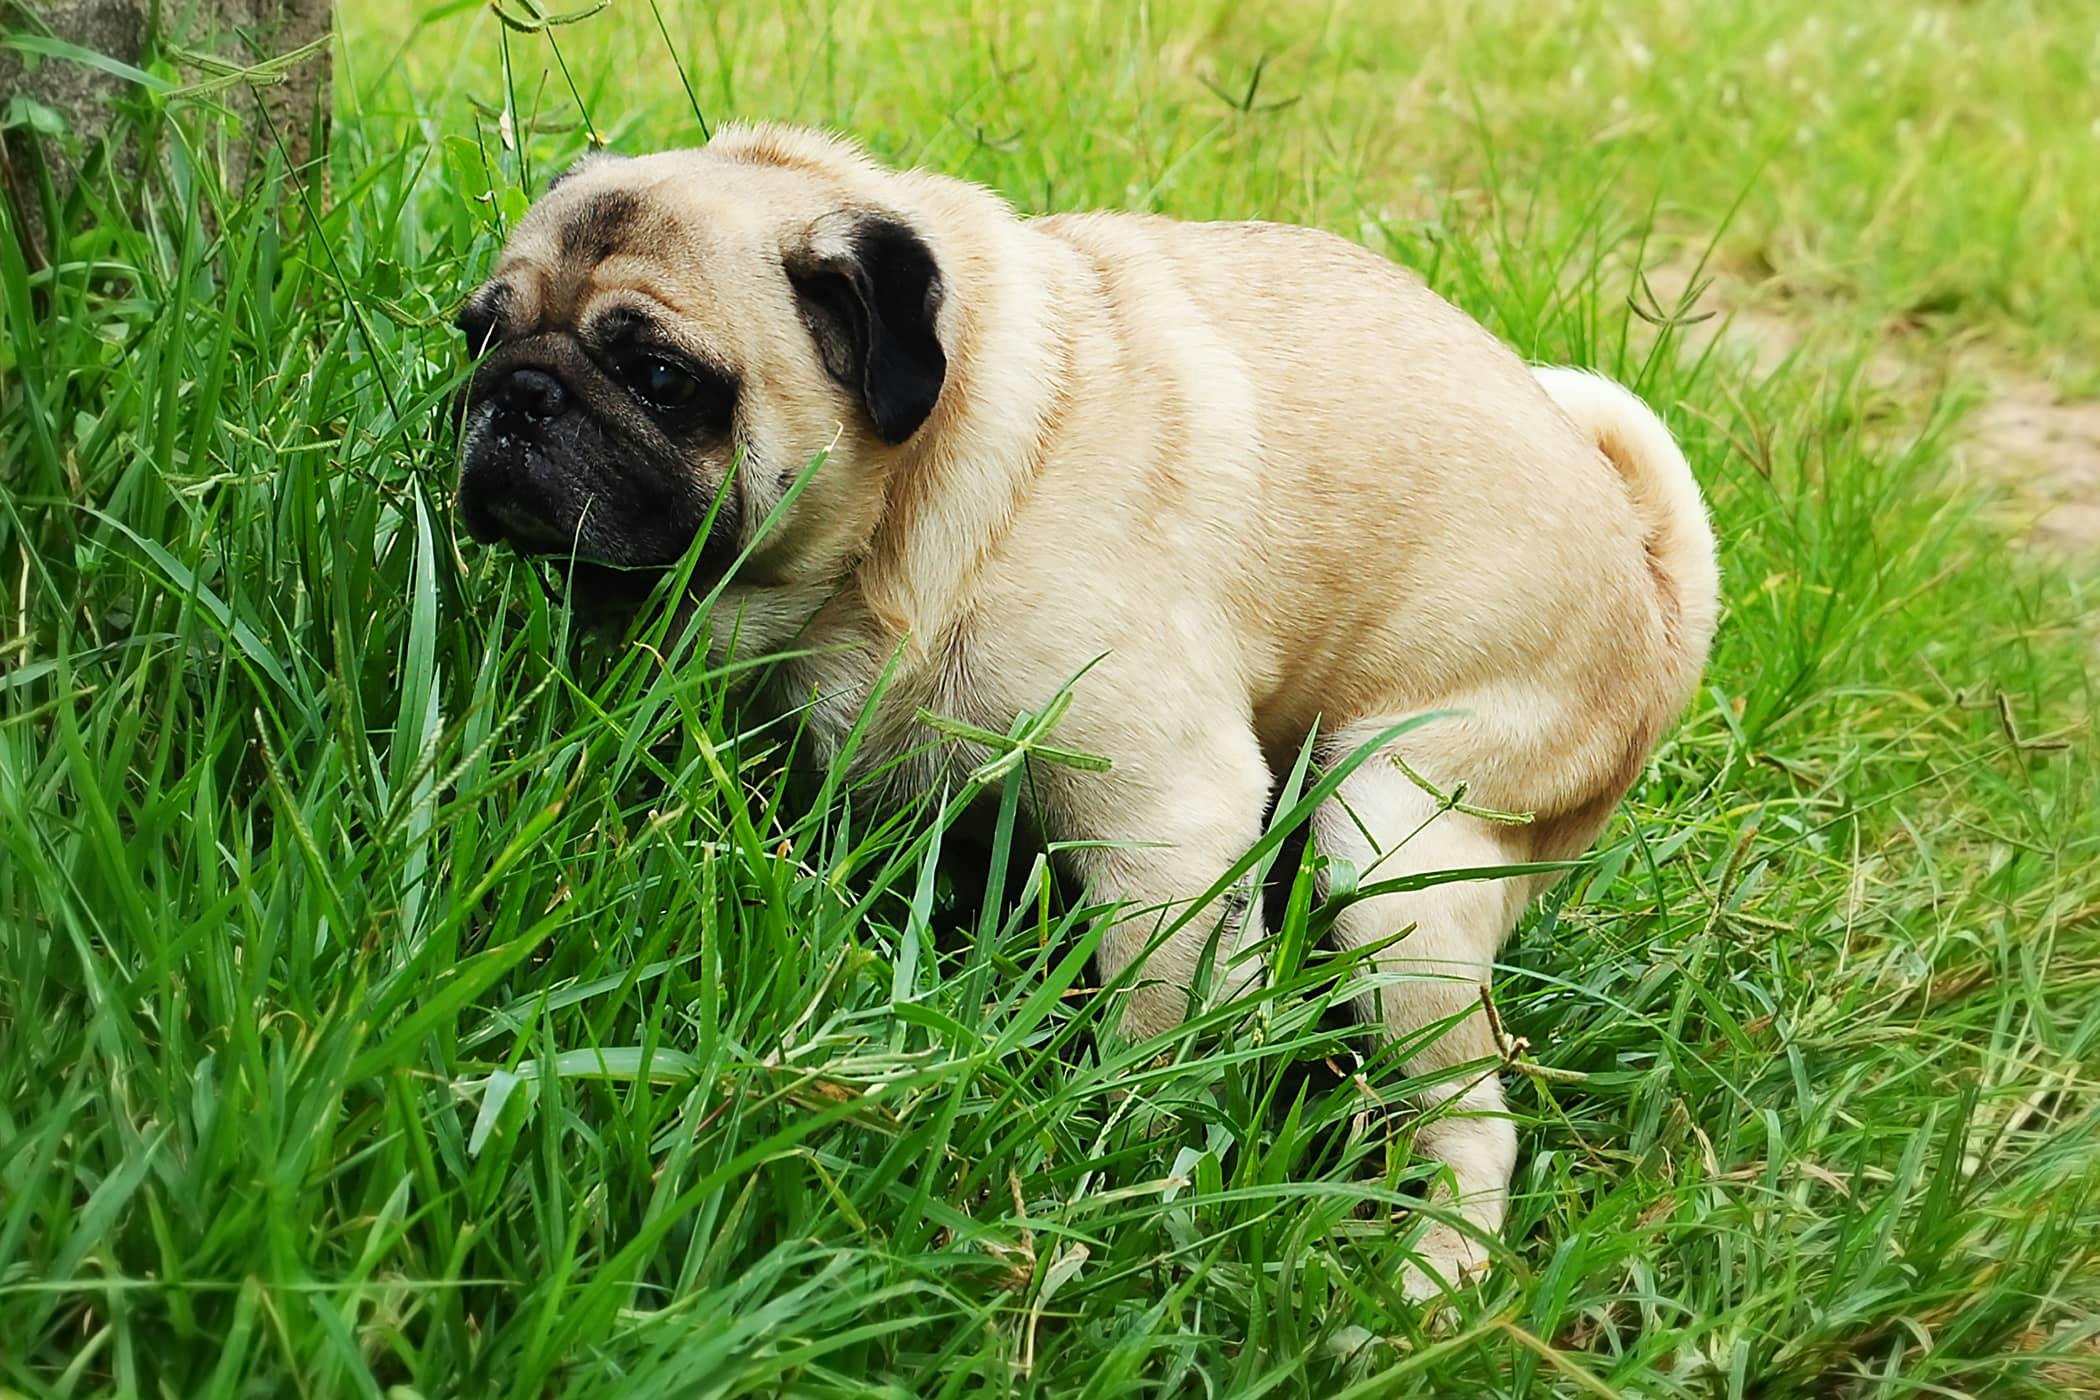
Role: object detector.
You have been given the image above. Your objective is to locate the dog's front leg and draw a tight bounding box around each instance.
[1037,723,1273,1042]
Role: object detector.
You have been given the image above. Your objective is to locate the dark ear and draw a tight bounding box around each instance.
[785,212,948,444]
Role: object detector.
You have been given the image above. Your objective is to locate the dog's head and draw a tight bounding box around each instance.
[452,127,950,609]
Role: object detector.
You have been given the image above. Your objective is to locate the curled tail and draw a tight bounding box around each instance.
[1533,367,1720,705]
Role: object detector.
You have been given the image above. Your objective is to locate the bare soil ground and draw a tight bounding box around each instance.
[1651,261,2100,561]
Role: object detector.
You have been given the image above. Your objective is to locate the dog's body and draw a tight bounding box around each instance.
[455,124,1719,1295]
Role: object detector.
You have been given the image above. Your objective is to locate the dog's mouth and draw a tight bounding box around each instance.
[456,413,588,554]
[522,554,675,615]
[457,452,686,616]
[463,494,706,622]
[452,385,735,621]
[473,495,575,553]
[458,408,694,553]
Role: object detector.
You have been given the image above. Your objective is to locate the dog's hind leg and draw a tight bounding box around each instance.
[1312,723,1537,1301]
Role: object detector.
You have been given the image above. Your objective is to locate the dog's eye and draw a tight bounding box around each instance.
[612,352,737,431]
[624,355,698,408]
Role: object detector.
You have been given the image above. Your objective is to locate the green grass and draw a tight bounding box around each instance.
[3,0,2097,1394]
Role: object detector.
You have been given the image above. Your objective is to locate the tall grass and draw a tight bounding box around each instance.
[2,1,2095,1394]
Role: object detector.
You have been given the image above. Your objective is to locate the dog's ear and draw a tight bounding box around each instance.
[784,211,948,444]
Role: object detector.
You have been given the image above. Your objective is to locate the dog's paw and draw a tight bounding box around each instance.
[1398,1221,1491,1305]
[1322,1323,1394,1373]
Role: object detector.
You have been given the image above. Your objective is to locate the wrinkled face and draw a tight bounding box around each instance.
[453,149,948,611]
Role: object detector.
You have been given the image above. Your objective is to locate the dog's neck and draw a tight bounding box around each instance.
[850,187,1080,663]
[707,178,1086,787]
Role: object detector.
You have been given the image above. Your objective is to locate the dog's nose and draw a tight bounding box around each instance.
[498,367,569,422]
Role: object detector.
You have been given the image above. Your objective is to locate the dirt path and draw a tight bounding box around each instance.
[1648,262,2100,563]
[1969,388,2100,558]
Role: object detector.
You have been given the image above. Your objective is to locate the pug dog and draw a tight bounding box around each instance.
[453,123,1720,1297]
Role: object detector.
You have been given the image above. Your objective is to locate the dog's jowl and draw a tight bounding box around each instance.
[454,124,1720,1297]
